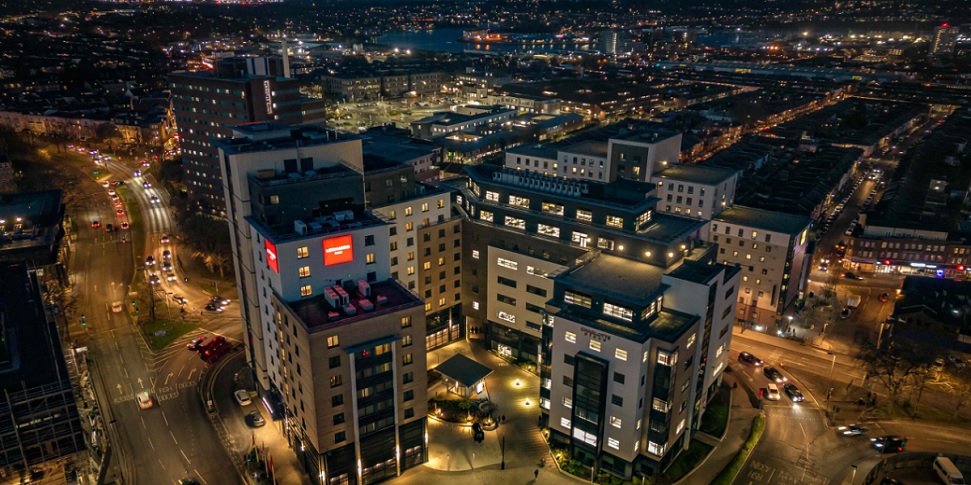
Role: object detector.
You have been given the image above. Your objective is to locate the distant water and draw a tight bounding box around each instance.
[377,28,591,54]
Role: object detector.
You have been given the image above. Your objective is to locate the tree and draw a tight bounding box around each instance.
[908,364,936,418]
[943,367,971,419]
[861,345,921,418]
[95,123,120,142]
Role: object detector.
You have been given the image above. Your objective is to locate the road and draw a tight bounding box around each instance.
[65,151,243,485]
[731,332,971,485]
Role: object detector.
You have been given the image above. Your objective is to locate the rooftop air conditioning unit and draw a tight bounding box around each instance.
[294,220,308,235]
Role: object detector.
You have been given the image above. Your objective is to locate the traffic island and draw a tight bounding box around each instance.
[142,318,198,351]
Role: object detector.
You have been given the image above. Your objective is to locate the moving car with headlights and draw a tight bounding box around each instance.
[763,366,787,383]
[738,352,763,366]
[136,391,153,410]
[838,424,867,436]
[783,383,804,402]
[871,435,907,453]
[766,383,781,401]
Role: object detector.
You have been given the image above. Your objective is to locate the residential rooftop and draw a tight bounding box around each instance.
[557,253,667,307]
[712,205,812,235]
[654,165,739,186]
[285,280,423,333]
[562,140,608,158]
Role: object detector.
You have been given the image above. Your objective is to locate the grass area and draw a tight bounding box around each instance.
[711,414,765,485]
[663,439,714,482]
[142,318,198,351]
[700,384,731,437]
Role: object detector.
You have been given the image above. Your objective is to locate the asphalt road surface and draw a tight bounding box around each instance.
[69,153,243,484]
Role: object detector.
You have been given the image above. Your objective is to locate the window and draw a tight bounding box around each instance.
[423,262,431,270]
[526,285,547,297]
[405,206,413,216]
[562,397,573,408]
[613,372,625,384]
[404,389,414,401]
[364,235,375,246]
[330,375,342,388]
[686,333,697,349]
[298,266,311,278]
[497,257,518,270]
[327,336,340,348]
[421,202,429,212]
[597,238,615,250]
[610,416,622,428]
[497,294,517,305]
[334,413,345,425]
[560,417,571,430]
[405,222,414,231]
[402,335,413,347]
[603,302,633,321]
[564,291,592,308]
[403,372,414,384]
[332,394,344,407]
[657,350,677,366]
[403,353,413,365]
[508,195,530,208]
[611,395,623,406]
[565,331,577,343]
[542,202,564,216]
[504,216,525,229]
[405,408,415,419]
[606,215,623,228]
[572,428,598,446]
[300,285,312,297]
[335,431,346,443]
[497,311,516,324]
[401,316,412,328]
[485,191,499,202]
[589,340,601,352]
[472,250,480,259]
[538,224,560,237]
[497,275,517,288]
[438,199,445,209]
[648,441,665,456]
[329,355,341,368]
[615,349,628,361]
[572,231,590,248]
[297,246,309,258]
[576,209,593,222]
[676,418,686,435]
[366,253,376,264]
[480,210,494,222]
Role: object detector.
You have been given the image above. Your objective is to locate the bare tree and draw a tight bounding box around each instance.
[908,365,935,418]
[861,345,921,418]
[943,367,971,419]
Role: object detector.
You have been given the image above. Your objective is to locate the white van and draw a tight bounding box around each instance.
[766,383,781,401]
[934,456,965,485]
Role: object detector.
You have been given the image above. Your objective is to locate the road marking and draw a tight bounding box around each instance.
[188,368,196,381]
[137,377,143,389]
[178,364,185,377]
[148,437,154,451]
[195,470,207,484]
[162,411,169,427]
[165,372,174,385]
[116,383,123,395]
[170,430,178,445]
[122,367,129,378]
[140,416,146,429]
[181,449,191,464]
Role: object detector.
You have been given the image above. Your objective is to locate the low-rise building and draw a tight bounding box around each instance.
[652,165,739,220]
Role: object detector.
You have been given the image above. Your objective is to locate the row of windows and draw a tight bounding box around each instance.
[712,223,772,243]
[479,191,642,228]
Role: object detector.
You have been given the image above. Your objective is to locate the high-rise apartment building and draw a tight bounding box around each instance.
[931,24,960,56]
[169,57,326,213]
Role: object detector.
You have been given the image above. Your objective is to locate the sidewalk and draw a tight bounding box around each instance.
[671,371,760,485]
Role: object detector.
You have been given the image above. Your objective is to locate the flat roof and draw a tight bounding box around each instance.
[434,354,493,387]
[668,260,729,285]
[562,140,608,158]
[506,144,559,160]
[286,280,423,333]
[556,307,698,343]
[639,213,707,244]
[558,253,666,306]
[654,165,739,186]
[713,206,811,235]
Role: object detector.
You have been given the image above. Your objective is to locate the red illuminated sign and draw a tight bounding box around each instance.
[323,235,354,266]
[265,240,279,273]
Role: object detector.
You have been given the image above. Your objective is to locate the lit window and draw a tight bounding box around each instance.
[472,250,480,259]
[572,231,590,248]
[327,336,339,348]
[480,210,494,222]
[405,222,414,231]
[508,195,530,208]
[298,266,311,278]
[603,302,633,321]
[421,202,429,212]
[560,417,571,430]
[565,331,577,343]
[472,301,480,310]
[589,340,601,352]
[686,333,697,349]
[657,350,677,366]
[538,224,560,237]
[497,311,516,323]
[405,206,413,216]
[407,266,415,275]
[542,202,564,216]
[366,253,376,264]
[610,416,622,428]
[497,257,519,270]
[615,349,628,361]
[607,438,620,450]
[297,246,309,258]
[676,418,686,435]
[606,215,623,228]
[504,216,525,229]
[576,209,593,222]
[401,316,412,328]
[648,441,666,456]
[562,397,573,409]
[564,291,592,308]
[485,191,500,202]
[572,428,597,446]
[300,285,312,297]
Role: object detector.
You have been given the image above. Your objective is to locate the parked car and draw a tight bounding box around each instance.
[947,355,966,368]
[842,272,864,280]
[234,389,252,407]
[245,411,266,428]
[763,366,787,383]
[738,352,763,366]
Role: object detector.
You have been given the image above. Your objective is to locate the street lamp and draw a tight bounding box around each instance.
[828,351,837,382]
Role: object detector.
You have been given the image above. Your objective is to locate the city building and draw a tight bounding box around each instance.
[486,93,561,115]
[0,190,65,267]
[930,24,960,56]
[217,122,429,485]
[0,263,85,480]
[322,70,448,100]
[651,165,740,220]
[0,156,15,193]
[169,57,327,213]
[410,106,517,139]
[708,206,812,328]
[544,255,739,479]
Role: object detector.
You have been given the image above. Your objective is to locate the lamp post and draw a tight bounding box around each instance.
[850,464,857,484]
[828,352,837,382]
